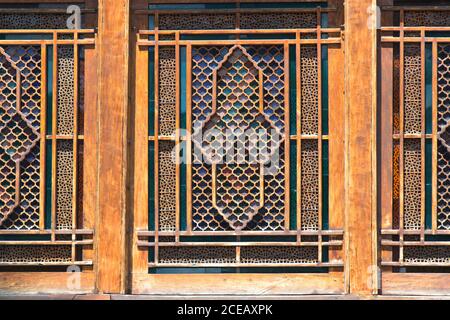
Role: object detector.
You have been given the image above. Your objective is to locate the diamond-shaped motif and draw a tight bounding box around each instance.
[0,47,40,226]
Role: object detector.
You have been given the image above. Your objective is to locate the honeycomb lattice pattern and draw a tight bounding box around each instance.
[56,140,74,230]
[240,13,316,29]
[0,14,68,29]
[0,245,71,263]
[158,141,176,231]
[159,47,176,136]
[57,46,75,135]
[300,46,319,135]
[404,246,450,264]
[393,50,400,134]
[301,140,319,231]
[403,139,422,230]
[158,12,316,30]
[405,11,450,27]
[191,45,286,232]
[437,44,450,230]
[159,246,236,264]
[0,46,41,231]
[159,14,235,30]
[404,44,422,135]
[241,246,318,264]
[393,141,400,229]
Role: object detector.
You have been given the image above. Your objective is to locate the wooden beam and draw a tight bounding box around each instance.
[345,0,378,296]
[132,273,344,296]
[0,272,95,295]
[96,0,130,294]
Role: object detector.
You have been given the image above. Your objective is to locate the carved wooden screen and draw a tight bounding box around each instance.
[133,2,345,294]
[380,4,450,294]
[0,8,96,271]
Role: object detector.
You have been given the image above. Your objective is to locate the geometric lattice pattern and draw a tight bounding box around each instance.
[158,13,316,30]
[382,10,450,267]
[0,12,93,267]
[437,44,450,230]
[142,7,344,271]
[0,46,41,230]
[191,45,286,232]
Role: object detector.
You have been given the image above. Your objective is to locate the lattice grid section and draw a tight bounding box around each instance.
[381,9,450,268]
[438,44,450,231]
[0,25,94,267]
[0,46,42,231]
[141,6,344,271]
[191,45,286,232]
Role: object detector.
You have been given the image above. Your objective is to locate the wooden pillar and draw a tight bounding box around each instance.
[328,0,346,288]
[96,0,130,294]
[345,0,378,296]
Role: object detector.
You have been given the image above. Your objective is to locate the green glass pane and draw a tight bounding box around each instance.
[290,140,297,230]
[425,139,432,229]
[148,141,155,231]
[322,140,329,230]
[45,140,52,229]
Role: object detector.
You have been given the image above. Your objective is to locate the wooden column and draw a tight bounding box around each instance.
[328,0,346,287]
[96,0,130,294]
[345,0,378,296]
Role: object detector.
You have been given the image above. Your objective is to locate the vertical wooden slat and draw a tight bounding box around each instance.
[39,43,47,231]
[316,8,323,263]
[420,29,426,242]
[82,0,98,268]
[399,10,405,263]
[51,32,58,241]
[186,44,193,232]
[72,34,79,263]
[296,30,302,241]
[345,0,378,295]
[328,0,345,282]
[432,40,438,234]
[284,41,290,231]
[380,0,394,277]
[153,17,160,263]
[175,31,181,242]
[97,0,130,294]
[132,0,150,277]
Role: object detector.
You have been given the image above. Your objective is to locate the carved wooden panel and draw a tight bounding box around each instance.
[136,5,344,272]
[0,12,95,267]
[381,8,450,268]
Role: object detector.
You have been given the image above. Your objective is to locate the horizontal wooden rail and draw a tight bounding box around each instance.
[135,7,336,15]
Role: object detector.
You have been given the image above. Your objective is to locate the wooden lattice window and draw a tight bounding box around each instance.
[133,2,344,280]
[0,6,96,268]
[380,4,450,270]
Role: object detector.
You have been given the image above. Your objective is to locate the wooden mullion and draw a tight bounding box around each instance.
[296,30,302,242]
[39,43,47,231]
[317,7,323,263]
[51,32,58,241]
[71,34,79,263]
[420,30,425,243]
[154,22,160,263]
[284,41,290,231]
[132,0,150,275]
[175,32,181,242]
[399,10,405,263]
[186,44,193,232]
[432,40,438,234]
[380,0,394,276]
